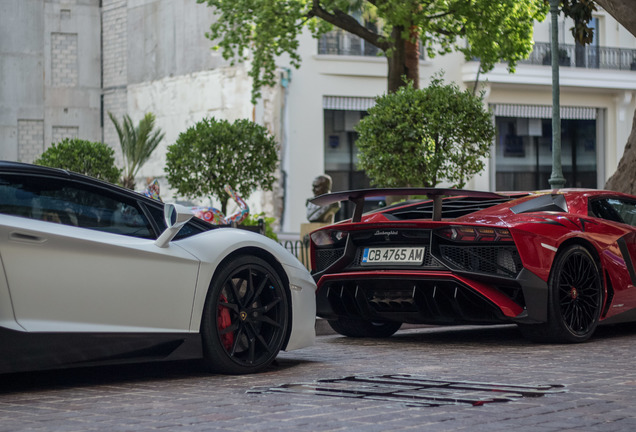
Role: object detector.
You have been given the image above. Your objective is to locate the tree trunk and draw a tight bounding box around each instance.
[605,108,636,193]
[387,26,420,92]
[404,26,420,89]
[221,198,228,216]
[592,0,636,193]
[387,26,407,92]
[594,0,636,37]
[122,174,135,190]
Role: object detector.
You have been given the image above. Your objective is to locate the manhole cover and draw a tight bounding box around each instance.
[248,374,565,407]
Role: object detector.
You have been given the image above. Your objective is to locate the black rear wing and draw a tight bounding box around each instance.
[309,188,510,222]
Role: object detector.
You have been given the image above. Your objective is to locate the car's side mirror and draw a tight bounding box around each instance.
[155,203,193,248]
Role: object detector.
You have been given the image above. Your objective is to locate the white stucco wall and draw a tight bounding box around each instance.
[122,67,251,202]
[120,64,287,222]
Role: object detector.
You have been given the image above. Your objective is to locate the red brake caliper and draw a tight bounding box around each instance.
[217,295,234,350]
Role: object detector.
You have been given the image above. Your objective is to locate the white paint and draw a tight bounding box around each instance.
[541,243,558,252]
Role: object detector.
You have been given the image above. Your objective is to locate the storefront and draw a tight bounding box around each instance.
[492,104,603,191]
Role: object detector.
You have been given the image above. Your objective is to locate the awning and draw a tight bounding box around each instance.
[323,96,376,111]
[322,99,598,120]
[492,103,597,120]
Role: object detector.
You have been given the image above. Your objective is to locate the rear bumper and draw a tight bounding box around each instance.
[316,269,547,325]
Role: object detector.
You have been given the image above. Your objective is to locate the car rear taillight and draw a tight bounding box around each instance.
[310,230,348,247]
[438,226,512,242]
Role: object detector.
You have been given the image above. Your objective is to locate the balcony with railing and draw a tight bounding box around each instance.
[318,31,424,59]
[319,31,381,57]
[318,31,636,72]
[520,42,636,71]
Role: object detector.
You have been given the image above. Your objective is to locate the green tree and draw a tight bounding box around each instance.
[355,77,494,188]
[561,0,596,44]
[34,138,122,184]
[197,0,548,101]
[165,118,279,213]
[242,212,279,241]
[108,112,165,189]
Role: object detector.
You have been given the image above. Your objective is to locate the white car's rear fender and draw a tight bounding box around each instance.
[173,228,316,350]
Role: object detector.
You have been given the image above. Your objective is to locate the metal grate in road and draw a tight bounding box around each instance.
[248,374,565,407]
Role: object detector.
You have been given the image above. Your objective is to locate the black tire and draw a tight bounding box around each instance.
[328,317,402,338]
[201,255,289,374]
[519,245,602,343]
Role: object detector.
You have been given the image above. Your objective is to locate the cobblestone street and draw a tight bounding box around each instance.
[2,322,636,431]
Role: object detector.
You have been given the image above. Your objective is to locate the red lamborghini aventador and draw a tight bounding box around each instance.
[309,188,636,343]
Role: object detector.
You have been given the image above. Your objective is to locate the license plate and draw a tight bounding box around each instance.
[362,247,425,265]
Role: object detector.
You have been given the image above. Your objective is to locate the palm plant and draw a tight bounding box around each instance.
[108,112,165,189]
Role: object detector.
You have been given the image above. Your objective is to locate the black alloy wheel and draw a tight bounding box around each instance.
[551,245,602,341]
[520,244,602,343]
[201,255,289,374]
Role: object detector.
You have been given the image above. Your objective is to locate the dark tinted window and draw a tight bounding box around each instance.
[0,174,155,239]
[590,198,636,227]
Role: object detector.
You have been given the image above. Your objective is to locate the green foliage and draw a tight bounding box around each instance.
[34,138,122,184]
[197,0,547,101]
[560,0,597,45]
[108,112,165,189]
[165,117,279,213]
[197,0,309,102]
[241,212,279,241]
[355,77,494,189]
[455,0,547,73]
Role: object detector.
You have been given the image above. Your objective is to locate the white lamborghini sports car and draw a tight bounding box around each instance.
[0,161,316,374]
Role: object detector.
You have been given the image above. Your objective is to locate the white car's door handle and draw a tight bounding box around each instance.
[9,232,47,244]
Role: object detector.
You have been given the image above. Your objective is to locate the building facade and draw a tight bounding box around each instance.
[1,0,285,220]
[0,0,101,162]
[2,1,636,235]
[281,10,636,232]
